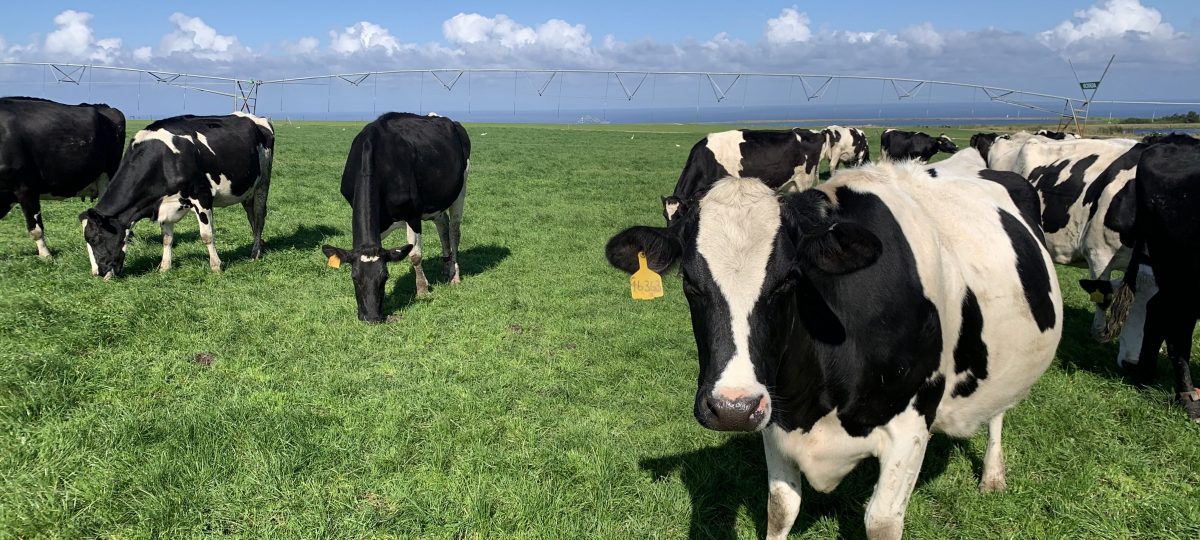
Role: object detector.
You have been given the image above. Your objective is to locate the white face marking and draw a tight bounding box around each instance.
[1117,265,1158,367]
[232,111,274,133]
[81,218,99,275]
[706,130,745,177]
[695,177,781,412]
[664,200,681,220]
[360,255,381,262]
[195,132,216,154]
[132,129,182,154]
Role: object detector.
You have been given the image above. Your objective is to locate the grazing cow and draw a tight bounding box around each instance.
[607,162,1062,539]
[80,112,274,278]
[321,112,470,323]
[1035,129,1078,140]
[821,125,870,170]
[0,97,125,258]
[880,129,958,162]
[661,128,825,223]
[989,134,1148,343]
[1104,135,1200,421]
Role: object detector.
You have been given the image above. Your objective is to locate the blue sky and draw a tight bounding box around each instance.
[0,1,1196,116]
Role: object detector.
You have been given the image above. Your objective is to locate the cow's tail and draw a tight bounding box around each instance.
[1100,241,1144,342]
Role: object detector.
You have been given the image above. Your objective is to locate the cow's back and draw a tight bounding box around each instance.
[0,98,124,195]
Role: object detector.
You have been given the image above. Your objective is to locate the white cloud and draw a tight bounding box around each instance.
[330,22,403,55]
[157,12,247,61]
[43,10,122,63]
[289,36,320,54]
[442,13,591,50]
[765,7,812,45]
[1040,0,1175,48]
[900,22,944,52]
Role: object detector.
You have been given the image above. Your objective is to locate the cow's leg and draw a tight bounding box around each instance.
[15,193,50,258]
[1131,293,1168,387]
[433,211,452,282]
[443,185,466,284]
[864,421,929,540]
[241,183,269,260]
[763,432,802,540]
[979,412,1007,493]
[159,221,175,272]
[194,205,222,272]
[407,222,429,296]
[1162,301,1200,422]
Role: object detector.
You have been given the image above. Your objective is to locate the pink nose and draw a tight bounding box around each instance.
[700,391,769,432]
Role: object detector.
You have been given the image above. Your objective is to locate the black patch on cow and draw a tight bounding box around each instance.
[1104,179,1139,247]
[1031,155,1097,233]
[978,169,1046,247]
[951,288,988,398]
[1084,145,1143,220]
[913,374,946,428]
[926,168,938,178]
[999,209,1057,331]
[197,210,209,225]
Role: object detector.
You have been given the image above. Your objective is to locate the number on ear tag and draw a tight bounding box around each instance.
[630,252,664,300]
[327,254,342,269]
[1089,291,1105,304]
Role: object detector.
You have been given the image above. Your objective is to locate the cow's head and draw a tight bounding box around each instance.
[322,244,414,323]
[607,177,881,432]
[970,133,999,162]
[80,208,128,279]
[937,134,959,154]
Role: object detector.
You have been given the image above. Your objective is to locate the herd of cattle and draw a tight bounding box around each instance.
[3,95,1199,539]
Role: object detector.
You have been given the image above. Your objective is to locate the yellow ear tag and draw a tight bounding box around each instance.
[630,252,664,300]
[1089,290,1105,304]
[327,254,341,269]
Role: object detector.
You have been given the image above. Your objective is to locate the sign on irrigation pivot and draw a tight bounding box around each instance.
[1080,81,1101,90]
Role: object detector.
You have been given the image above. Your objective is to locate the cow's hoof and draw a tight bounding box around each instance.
[416,287,431,297]
[1180,390,1200,422]
[159,264,171,273]
[210,264,223,273]
[979,476,1007,493]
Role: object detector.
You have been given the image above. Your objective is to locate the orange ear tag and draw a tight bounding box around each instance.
[1089,291,1105,304]
[327,254,342,269]
[630,252,664,300]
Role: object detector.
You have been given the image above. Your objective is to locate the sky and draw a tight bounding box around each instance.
[0,0,1196,117]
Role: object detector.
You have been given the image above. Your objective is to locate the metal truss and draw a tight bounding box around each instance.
[4,63,1198,134]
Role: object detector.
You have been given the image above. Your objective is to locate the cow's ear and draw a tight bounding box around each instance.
[799,222,882,275]
[322,244,352,265]
[605,225,680,274]
[1078,279,1112,295]
[384,244,414,262]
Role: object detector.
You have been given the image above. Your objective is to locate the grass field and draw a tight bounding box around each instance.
[2,121,1199,539]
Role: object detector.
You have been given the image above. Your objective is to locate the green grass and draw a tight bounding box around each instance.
[1,122,1198,539]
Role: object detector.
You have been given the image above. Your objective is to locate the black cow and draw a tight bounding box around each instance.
[880,129,958,162]
[0,97,125,258]
[81,112,274,278]
[321,112,470,323]
[1105,134,1200,422]
[661,128,825,223]
[607,161,1062,539]
[1035,129,1078,140]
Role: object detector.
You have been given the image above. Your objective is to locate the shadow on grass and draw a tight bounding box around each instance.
[638,433,966,539]
[1055,303,1174,391]
[122,224,341,276]
[384,244,511,315]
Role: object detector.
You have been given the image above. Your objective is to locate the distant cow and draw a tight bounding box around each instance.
[987,134,1148,348]
[607,162,1061,539]
[1035,129,1078,140]
[0,97,125,258]
[821,125,870,170]
[1105,135,1200,422]
[880,129,958,162]
[80,112,274,278]
[661,128,825,223]
[321,112,470,323]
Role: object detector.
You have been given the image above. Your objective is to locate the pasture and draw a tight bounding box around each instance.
[1,121,1199,538]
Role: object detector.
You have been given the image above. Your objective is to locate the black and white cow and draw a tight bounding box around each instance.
[986,133,1150,349]
[821,125,870,170]
[80,112,274,278]
[880,129,958,162]
[1104,135,1200,421]
[0,97,125,258]
[607,162,1062,539]
[1035,129,1078,140]
[321,112,470,323]
[661,128,825,223]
